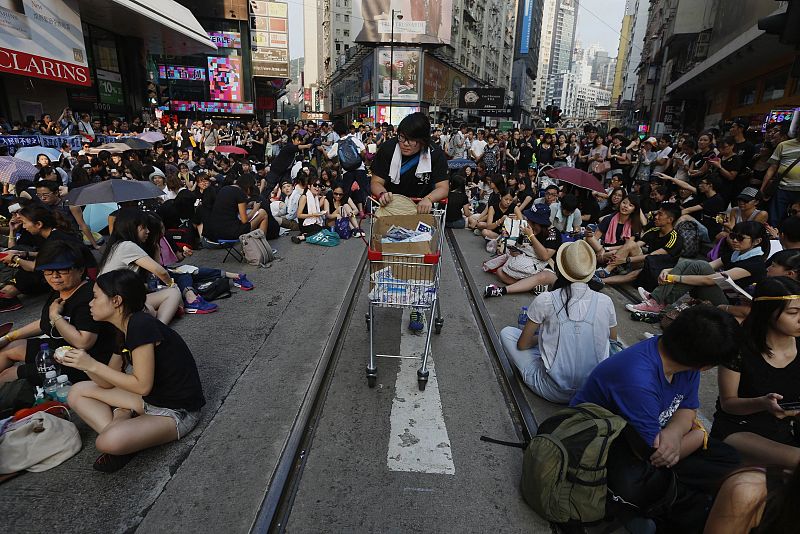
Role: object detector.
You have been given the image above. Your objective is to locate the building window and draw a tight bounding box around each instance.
[335,14,340,21]
[343,30,349,37]
[738,82,757,106]
[344,15,349,22]
[762,70,788,102]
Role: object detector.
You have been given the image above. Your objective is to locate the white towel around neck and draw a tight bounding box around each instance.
[388,143,432,185]
[303,190,321,226]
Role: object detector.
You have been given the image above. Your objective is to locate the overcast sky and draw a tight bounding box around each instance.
[575,0,627,55]
[288,0,629,60]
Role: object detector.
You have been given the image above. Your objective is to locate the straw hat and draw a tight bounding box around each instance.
[555,240,597,283]
[375,194,418,216]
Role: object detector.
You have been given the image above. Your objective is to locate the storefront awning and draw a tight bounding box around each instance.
[79,0,216,55]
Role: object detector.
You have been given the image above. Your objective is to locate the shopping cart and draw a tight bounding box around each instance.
[363,197,446,391]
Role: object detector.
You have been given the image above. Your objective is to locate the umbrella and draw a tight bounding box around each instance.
[0,156,38,184]
[64,179,165,206]
[82,202,118,232]
[544,167,605,194]
[86,142,132,155]
[137,131,165,143]
[216,145,248,155]
[123,138,153,150]
[447,158,477,170]
[12,146,62,164]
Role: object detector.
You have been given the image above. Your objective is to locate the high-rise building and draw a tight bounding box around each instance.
[511,0,545,125]
[533,0,558,108]
[303,0,356,111]
[543,0,580,108]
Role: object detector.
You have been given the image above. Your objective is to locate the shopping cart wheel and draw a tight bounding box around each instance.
[367,366,378,388]
[417,369,429,391]
[434,318,444,335]
[365,312,370,331]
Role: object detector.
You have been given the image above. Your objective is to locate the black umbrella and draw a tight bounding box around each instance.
[64,179,164,206]
[123,137,153,150]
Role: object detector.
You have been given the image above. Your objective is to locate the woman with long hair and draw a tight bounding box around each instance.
[291,177,326,243]
[98,209,182,324]
[599,187,626,218]
[585,194,645,268]
[204,174,272,242]
[62,269,205,473]
[710,277,800,469]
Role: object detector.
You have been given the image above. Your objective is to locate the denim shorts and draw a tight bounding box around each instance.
[142,401,201,439]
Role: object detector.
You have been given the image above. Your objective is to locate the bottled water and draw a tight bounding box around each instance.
[518,306,528,329]
[55,375,72,403]
[43,370,59,400]
[35,343,58,383]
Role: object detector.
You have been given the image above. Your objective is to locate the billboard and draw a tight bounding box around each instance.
[171,100,254,114]
[422,55,475,105]
[0,0,90,86]
[518,0,534,54]
[360,52,374,102]
[376,105,420,126]
[376,48,420,101]
[208,57,242,101]
[159,65,207,81]
[208,31,241,49]
[353,0,452,45]
[249,0,289,78]
[458,88,506,110]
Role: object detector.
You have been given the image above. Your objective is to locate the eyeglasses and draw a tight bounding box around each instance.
[729,232,751,242]
[42,268,74,276]
[36,192,55,199]
[397,134,420,146]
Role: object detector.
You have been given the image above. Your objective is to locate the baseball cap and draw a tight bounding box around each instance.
[737,187,761,202]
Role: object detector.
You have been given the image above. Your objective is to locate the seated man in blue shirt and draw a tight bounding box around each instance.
[572,305,742,530]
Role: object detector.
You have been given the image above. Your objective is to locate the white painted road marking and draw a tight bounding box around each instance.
[387,309,455,475]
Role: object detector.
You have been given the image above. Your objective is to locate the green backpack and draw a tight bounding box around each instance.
[483,403,627,525]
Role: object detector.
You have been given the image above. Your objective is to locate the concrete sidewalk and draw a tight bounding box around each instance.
[2,237,365,534]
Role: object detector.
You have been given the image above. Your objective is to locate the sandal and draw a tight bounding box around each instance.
[93,452,136,473]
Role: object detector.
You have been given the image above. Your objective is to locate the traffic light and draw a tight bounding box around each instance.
[758,1,800,46]
[544,105,553,123]
[145,81,158,106]
[552,108,562,124]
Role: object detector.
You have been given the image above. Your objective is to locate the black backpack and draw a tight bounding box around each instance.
[337,136,363,171]
[196,277,232,301]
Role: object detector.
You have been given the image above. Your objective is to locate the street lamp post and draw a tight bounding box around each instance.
[388,10,403,126]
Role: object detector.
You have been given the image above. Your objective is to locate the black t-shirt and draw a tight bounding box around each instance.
[640,227,683,256]
[536,144,555,165]
[124,311,205,411]
[699,193,727,237]
[26,282,115,384]
[734,140,756,166]
[713,154,745,201]
[578,195,600,225]
[490,201,516,223]
[371,139,449,198]
[534,226,562,252]
[721,248,767,289]
[445,190,469,223]
[270,143,299,176]
[598,215,638,246]
[206,185,248,240]
[518,137,536,166]
[609,144,625,169]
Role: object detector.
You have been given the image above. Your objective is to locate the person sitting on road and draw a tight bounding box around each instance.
[628,220,770,314]
[291,178,326,244]
[370,112,449,215]
[98,209,182,324]
[481,188,517,242]
[0,240,115,385]
[710,277,800,469]
[584,194,646,273]
[445,173,472,229]
[549,194,583,240]
[484,204,562,298]
[204,174,273,243]
[468,174,506,230]
[660,172,728,244]
[719,249,800,321]
[593,202,683,289]
[323,182,364,237]
[572,305,742,532]
[499,240,617,403]
[533,184,560,207]
[63,269,205,473]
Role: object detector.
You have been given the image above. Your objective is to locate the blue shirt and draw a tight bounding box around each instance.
[571,336,700,446]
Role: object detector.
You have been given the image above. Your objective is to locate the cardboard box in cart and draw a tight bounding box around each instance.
[370,213,439,281]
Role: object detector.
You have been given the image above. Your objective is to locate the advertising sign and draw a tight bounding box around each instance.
[158,65,207,81]
[376,48,420,101]
[518,0,534,54]
[208,57,242,101]
[422,55,475,105]
[97,69,124,106]
[249,0,289,78]
[208,31,241,49]
[353,0,452,45]
[458,88,506,110]
[376,105,420,126]
[0,0,90,86]
[360,52,374,102]
[171,100,254,114]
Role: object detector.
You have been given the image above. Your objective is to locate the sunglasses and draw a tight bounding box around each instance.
[42,268,74,276]
[729,232,750,242]
[311,183,321,187]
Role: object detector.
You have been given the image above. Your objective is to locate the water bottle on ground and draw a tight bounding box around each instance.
[43,370,59,400]
[518,306,528,330]
[35,342,58,383]
[55,374,72,403]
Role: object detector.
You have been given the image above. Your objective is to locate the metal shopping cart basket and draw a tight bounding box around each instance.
[363,197,446,391]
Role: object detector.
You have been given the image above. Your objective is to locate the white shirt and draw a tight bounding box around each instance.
[528,284,617,370]
[471,139,487,159]
[287,186,304,221]
[652,146,674,174]
[327,133,366,171]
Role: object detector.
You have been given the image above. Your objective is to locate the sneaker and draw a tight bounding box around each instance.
[594,268,610,279]
[233,274,254,291]
[625,299,665,314]
[93,452,136,473]
[0,297,22,313]
[185,296,218,314]
[473,229,482,236]
[408,310,424,332]
[590,274,605,290]
[484,284,504,298]
[637,287,652,302]
[642,332,656,339]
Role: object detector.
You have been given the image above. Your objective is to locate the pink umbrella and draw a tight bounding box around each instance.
[215,145,248,155]
[544,167,605,194]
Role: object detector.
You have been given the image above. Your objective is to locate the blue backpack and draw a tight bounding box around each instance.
[337,136,363,171]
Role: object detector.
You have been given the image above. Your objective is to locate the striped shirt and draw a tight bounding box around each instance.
[770,139,800,191]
